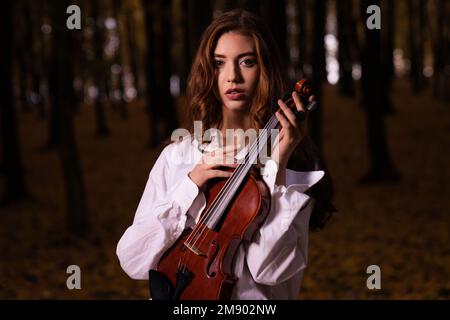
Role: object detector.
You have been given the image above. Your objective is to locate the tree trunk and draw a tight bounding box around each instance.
[36,0,50,120]
[111,0,128,119]
[28,0,45,118]
[359,0,400,183]
[143,0,178,148]
[383,0,395,80]
[408,0,425,93]
[432,0,447,101]
[155,1,178,135]
[337,0,355,97]
[49,0,89,237]
[143,0,157,147]
[296,0,307,78]
[260,0,289,70]
[14,0,31,113]
[379,0,396,114]
[91,0,111,136]
[0,0,29,204]
[43,0,60,150]
[187,0,213,67]
[124,4,142,98]
[310,0,327,151]
[178,0,212,94]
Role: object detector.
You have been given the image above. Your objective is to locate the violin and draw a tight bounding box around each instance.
[149,79,316,300]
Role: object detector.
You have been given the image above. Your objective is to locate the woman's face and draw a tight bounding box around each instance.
[213,31,260,113]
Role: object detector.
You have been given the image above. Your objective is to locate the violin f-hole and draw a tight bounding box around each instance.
[206,239,219,278]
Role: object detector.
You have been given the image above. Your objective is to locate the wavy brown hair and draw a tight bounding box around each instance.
[184,9,336,230]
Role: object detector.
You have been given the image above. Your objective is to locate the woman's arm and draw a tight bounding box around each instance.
[116,145,199,280]
[245,160,324,285]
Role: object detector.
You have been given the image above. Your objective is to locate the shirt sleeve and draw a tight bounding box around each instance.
[245,160,324,285]
[116,144,200,280]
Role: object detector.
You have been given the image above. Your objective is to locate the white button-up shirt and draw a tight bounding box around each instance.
[116,135,324,299]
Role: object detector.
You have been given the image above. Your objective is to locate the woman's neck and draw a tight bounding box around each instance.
[220,109,251,132]
[219,109,252,146]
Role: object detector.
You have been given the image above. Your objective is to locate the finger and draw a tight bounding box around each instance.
[277,99,297,126]
[209,169,234,179]
[275,109,291,129]
[292,91,305,112]
[207,161,239,168]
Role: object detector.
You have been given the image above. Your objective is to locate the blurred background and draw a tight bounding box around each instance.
[0,0,449,299]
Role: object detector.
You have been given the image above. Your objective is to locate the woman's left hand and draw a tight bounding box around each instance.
[272,91,315,168]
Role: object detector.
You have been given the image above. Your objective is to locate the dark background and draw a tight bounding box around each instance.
[0,0,448,299]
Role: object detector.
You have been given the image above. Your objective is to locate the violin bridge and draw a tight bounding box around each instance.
[183,243,207,257]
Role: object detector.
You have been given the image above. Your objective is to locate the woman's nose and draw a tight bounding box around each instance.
[226,63,242,83]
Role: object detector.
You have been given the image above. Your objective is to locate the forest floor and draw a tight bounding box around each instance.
[0,79,449,299]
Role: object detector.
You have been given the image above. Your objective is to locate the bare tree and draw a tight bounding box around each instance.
[431,0,449,102]
[380,0,396,114]
[123,2,142,98]
[296,0,307,78]
[111,0,128,119]
[337,0,355,97]
[28,0,46,119]
[310,0,327,150]
[143,0,179,147]
[49,0,89,236]
[407,0,425,93]
[178,0,213,94]
[91,0,111,137]
[359,0,400,183]
[260,0,289,68]
[185,0,213,69]
[0,0,29,204]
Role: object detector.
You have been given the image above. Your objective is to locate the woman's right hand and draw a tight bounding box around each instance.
[188,144,240,189]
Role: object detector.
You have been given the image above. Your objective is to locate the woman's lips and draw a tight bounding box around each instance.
[225,92,246,100]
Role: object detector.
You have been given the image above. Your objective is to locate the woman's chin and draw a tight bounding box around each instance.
[223,100,249,112]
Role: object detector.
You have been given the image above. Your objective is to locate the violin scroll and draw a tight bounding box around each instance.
[293,79,317,121]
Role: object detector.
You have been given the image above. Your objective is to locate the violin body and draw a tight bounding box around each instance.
[155,170,271,299]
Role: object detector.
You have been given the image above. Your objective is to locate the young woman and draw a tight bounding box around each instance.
[117,9,335,300]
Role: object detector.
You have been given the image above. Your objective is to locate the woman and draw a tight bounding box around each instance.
[117,9,335,300]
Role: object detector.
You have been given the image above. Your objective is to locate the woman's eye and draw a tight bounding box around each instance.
[241,59,255,67]
[214,60,224,67]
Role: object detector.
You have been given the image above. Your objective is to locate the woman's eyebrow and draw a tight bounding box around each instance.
[213,52,256,58]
